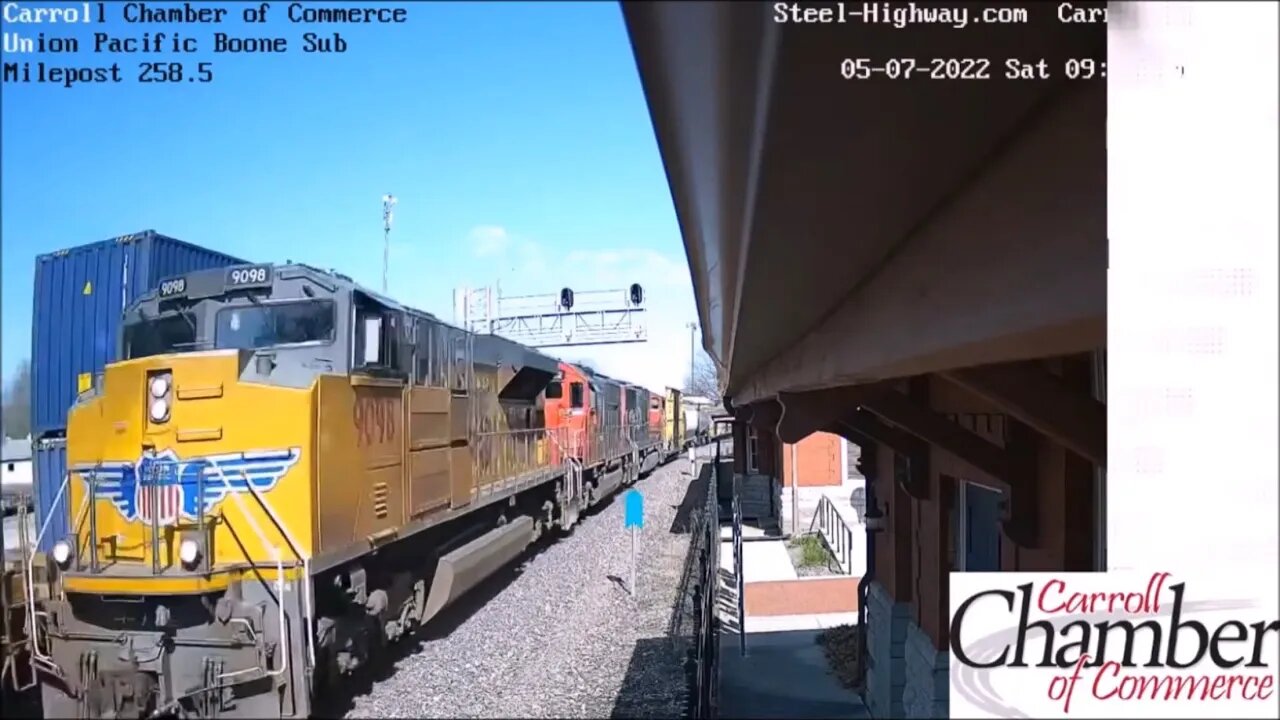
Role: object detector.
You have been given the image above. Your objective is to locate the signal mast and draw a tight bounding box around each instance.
[454,283,647,348]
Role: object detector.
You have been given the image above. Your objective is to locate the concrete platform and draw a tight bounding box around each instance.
[719,538,797,583]
[719,523,777,541]
[718,629,871,719]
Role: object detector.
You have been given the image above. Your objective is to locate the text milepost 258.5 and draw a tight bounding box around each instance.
[839,57,1106,81]
[2,61,218,88]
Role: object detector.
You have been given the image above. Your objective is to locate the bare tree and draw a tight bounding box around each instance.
[2,360,32,439]
[682,350,721,403]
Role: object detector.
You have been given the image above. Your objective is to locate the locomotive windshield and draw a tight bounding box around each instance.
[123,311,199,359]
[214,300,336,351]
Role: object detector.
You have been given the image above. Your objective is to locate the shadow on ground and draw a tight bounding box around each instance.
[717,629,870,719]
[669,462,710,535]
[610,636,691,719]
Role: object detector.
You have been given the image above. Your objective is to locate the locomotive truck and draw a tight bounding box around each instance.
[27,262,674,719]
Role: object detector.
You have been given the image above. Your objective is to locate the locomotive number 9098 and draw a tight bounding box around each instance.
[227,266,271,286]
[158,278,187,297]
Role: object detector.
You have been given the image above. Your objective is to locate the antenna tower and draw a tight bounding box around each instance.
[381,193,397,294]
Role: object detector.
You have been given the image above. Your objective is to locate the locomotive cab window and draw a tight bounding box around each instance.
[448,330,471,393]
[215,301,335,351]
[546,381,563,400]
[123,311,199,359]
[353,299,403,377]
[413,317,434,386]
[570,381,584,409]
[356,314,385,366]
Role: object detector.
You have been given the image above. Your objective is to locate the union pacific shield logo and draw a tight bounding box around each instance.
[75,448,302,525]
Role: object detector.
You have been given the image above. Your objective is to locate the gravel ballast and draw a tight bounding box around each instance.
[342,456,707,719]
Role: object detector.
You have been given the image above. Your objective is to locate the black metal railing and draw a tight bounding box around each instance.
[671,446,722,719]
[699,454,722,719]
[809,494,856,575]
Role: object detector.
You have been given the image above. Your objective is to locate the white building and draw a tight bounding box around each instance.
[1,436,33,514]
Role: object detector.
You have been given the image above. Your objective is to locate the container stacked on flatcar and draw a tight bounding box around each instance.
[28,231,248,553]
[26,261,684,719]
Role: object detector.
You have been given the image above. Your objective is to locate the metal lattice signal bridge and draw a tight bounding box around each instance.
[454,285,647,348]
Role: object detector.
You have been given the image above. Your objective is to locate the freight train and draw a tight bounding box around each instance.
[24,262,689,719]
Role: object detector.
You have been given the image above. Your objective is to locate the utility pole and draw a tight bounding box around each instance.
[381,193,397,294]
[686,321,698,393]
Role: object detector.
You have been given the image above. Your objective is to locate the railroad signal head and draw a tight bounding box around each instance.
[560,287,574,311]
[629,283,644,306]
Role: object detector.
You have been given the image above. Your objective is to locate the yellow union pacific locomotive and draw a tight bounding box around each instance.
[32,263,656,719]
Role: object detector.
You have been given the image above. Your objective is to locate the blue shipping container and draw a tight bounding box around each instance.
[33,437,67,554]
[30,230,248,436]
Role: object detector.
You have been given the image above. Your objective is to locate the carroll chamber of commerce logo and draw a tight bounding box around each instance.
[75,448,301,526]
[949,572,1279,717]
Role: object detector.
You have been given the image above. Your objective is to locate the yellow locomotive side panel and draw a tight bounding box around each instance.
[63,352,316,593]
[467,365,549,491]
[406,386,453,520]
[471,366,507,490]
[314,375,407,554]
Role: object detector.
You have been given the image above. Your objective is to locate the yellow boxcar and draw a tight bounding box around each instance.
[664,386,685,454]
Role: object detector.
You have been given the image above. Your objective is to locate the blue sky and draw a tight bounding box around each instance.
[2,1,701,392]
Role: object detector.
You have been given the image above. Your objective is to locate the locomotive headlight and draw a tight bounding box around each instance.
[149,397,170,423]
[149,375,170,398]
[178,538,202,568]
[51,539,73,569]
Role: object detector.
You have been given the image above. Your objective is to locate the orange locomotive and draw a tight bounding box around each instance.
[543,363,670,510]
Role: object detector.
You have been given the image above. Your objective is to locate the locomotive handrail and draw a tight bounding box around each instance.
[24,470,86,679]
[472,429,557,489]
[6,498,41,693]
[203,462,309,676]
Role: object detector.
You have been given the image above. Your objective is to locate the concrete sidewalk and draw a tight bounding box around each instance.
[719,537,797,582]
[718,629,871,719]
[715,531,869,718]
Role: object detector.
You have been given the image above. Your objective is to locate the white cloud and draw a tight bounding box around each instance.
[470,225,511,257]
[469,225,549,276]
[563,248,689,289]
